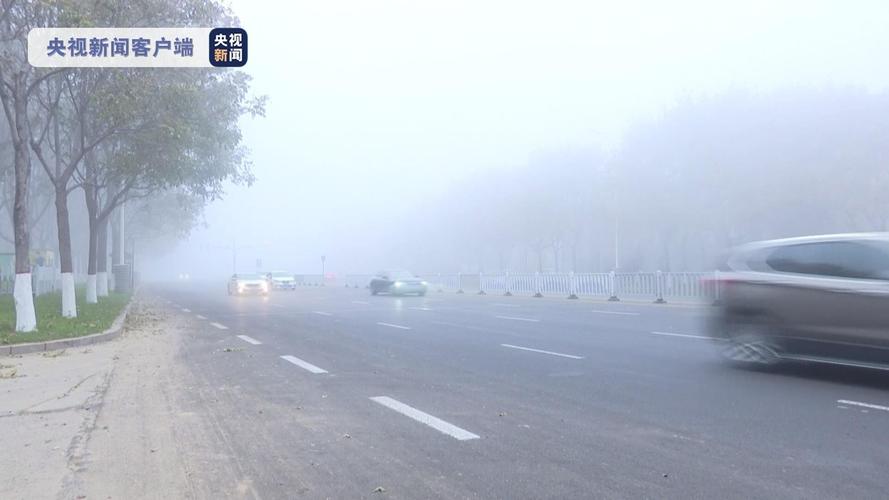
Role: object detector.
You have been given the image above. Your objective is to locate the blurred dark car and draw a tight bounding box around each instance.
[708,233,889,369]
[370,270,428,296]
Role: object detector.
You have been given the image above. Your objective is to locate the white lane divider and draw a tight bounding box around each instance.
[196,314,207,320]
[237,335,262,345]
[650,331,709,340]
[591,310,639,316]
[352,300,370,305]
[181,308,191,313]
[369,396,480,441]
[377,322,412,330]
[409,306,432,311]
[495,315,539,323]
[837,399,889,412]
[500,343,584,359]
[210,322,229,330]
[280,355,328,374]
[313,311,333,316]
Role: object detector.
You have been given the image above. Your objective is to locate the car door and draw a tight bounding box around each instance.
[766,240,889,355]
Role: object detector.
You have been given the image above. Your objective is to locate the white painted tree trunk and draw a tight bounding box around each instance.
[97,271,109,297]
[14,273,37,332]
[86,274,98,304]
[61,272,77,318]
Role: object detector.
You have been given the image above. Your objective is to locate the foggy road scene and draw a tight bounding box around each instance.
[5,0,889,499]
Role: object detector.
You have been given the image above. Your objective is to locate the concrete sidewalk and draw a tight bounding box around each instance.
[0,297,250,500]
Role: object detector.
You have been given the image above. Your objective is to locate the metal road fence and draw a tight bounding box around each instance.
[343,271,722,303]
[0,266,59,296]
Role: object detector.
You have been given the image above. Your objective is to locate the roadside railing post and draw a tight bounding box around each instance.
[654,270,666,303]
[608,270,620,301]
[456,272,464,294]
[437,272,443,293]
[534,271,543,298]
[568,271,578,299]
[504,271,513,296]
[712,270,722,306]
[478,272,487,295]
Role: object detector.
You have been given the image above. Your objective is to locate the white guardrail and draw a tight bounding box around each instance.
[342,271,723,303]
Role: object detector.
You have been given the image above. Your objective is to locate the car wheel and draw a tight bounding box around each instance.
[371,289,378,295]
[721,316,782,367]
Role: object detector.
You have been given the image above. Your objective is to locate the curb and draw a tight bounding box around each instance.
[1,298,134,356]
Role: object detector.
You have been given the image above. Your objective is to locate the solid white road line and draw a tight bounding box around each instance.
[181,308,191,313]
[493,303,520,308]
[352,300,370,305]
[495,315,539,323]
[369,396,480,441]
[237,335,262,345]
[313,311,333,316]
[210,322,229,330]
[409,306,432,311]
[650,331,709,340]
[837,399,889,412]
[377,322,412,330]
[500,343,584,359]
[196,314,207,320]
[280,355,328,374]
[591,310,639,316]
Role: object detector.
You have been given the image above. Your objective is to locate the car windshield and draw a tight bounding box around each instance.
[270,272,293,278]
[387,270,415,280]
[236,273,263,280]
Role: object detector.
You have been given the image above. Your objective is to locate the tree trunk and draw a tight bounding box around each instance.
[84,183,98,304]
[97,219,109,297]
[55,186,77,316]
[10,77,36,332]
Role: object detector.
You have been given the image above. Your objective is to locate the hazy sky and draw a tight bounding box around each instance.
[153,0,889,278]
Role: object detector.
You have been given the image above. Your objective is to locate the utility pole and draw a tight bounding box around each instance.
[321,255,326,286]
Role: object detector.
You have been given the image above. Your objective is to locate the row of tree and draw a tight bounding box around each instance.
[385,87,889,274]
[0,0,263,331]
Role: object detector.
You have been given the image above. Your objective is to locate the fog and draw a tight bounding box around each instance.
[145,0,889,280]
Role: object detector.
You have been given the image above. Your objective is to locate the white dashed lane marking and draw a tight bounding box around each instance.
[196,314,206,320]
[377,322,412,330]
[237,335,262,345]
[313,311,333,316]
[837,399,889,412]
[650,331,709,340]
[500,343,584,359]
[181,308,191,313]
[281,355,328,374]
[591,310,639,316]
[370,396,480,441]
[495,315,539,323]
[210,322,229,330]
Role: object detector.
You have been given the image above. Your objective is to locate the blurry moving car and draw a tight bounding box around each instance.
[370,270,428,296]
[266,271,297,290]
[228,273,269,296]
[708,233,889,369]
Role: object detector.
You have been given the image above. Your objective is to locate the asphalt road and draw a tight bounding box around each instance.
[155,282,889,499]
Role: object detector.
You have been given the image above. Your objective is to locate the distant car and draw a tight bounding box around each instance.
[707,233,889,370]
[228,273,269,296]
[369,270,428,296]
[266,271,297,290]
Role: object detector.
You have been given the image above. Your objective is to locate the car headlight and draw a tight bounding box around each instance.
[394,281,403,287]
[421,281,428,286]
